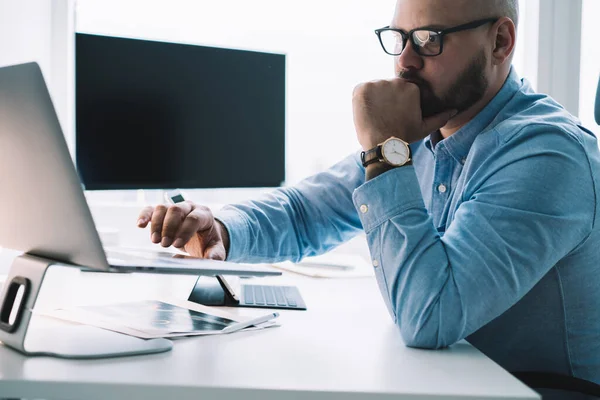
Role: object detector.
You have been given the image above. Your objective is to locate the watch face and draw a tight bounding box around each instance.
[382,138,410,166]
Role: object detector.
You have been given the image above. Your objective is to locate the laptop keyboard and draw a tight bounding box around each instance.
[241,285,306,310]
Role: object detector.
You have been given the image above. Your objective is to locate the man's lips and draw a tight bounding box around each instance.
[401,78,421,85]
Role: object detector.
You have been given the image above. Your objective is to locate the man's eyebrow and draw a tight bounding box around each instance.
[389,23,448,31]
[419,24,447,30]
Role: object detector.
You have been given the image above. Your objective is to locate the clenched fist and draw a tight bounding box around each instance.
[352,78,456,150]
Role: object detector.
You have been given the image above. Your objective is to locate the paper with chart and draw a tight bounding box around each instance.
[37,299,277,339]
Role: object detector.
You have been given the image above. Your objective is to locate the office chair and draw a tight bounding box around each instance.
[512,371,600,399]
[510,75,600,400]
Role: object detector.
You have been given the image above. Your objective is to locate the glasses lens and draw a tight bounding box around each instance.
[379,30,405,55]
[412,30,442,55]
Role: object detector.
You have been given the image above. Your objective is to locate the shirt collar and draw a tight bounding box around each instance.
[423,67,522,162]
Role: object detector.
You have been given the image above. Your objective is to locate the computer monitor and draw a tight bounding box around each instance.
[75,33,286,190]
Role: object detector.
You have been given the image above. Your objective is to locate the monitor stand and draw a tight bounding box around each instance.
[0,254,173,359]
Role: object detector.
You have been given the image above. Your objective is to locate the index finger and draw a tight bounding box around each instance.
[137,206,155,228]
[161,201,195,240]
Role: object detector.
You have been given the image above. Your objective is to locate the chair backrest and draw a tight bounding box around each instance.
[513,371,600,398]
[596,74,600,125]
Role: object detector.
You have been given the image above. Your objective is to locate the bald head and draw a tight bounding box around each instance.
[394,0,519,28]
[462,0,519,62]
[473,0,519,27]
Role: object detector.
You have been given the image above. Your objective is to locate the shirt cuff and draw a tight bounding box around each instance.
[213,207,250,262]
[352,166,425,233]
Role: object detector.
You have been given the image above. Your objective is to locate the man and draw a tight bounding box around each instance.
[138,0,600,384]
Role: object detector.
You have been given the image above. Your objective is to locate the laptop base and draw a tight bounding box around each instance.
[0,254,172,359]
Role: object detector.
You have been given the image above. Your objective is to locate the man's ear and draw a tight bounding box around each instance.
[491,17,516,66]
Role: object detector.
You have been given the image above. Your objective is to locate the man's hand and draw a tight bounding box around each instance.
[137,201,229,260]
[352,79,456,150]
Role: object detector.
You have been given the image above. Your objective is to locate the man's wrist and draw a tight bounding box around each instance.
[214,219,230,258]
[365,160,412,181]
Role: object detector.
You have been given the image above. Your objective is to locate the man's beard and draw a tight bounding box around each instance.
[399,50,489,118]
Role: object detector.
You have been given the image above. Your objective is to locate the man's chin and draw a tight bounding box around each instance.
[420,100,446,118]
[419,91,441,115]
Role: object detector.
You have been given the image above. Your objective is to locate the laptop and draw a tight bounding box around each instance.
[0,62,280,278]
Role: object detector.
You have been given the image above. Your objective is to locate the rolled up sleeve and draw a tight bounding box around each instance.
[352,128,595,349]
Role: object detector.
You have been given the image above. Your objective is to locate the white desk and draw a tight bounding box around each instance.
[0,264,539,400]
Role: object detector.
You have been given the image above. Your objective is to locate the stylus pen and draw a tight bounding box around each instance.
[221,312,280,334]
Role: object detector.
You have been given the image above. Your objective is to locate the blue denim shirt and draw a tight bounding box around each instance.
[216,69,600,383]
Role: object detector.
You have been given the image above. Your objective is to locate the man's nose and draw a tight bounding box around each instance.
[395,40,424,73]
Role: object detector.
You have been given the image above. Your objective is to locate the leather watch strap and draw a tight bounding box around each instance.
[360,147,381,167]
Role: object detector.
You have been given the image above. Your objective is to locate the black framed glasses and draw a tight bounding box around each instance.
[375,18,498,57]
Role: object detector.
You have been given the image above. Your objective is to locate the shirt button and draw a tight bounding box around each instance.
[373,259,379,267]
[461,157,467,165]
[437,184,447,193]
[360,204,369,214]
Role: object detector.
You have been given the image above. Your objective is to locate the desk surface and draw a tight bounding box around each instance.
[0,263,539,400]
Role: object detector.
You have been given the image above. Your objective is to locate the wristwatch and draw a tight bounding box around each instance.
[361,137,411,167]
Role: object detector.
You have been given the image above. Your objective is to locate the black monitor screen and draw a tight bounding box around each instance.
[75,33,285,190]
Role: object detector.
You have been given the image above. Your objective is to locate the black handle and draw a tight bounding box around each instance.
[0,276,30,333]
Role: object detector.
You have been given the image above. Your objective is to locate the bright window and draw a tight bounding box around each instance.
[579,0,600,136]
[512,0,539,91]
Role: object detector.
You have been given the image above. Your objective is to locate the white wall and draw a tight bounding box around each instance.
[0,0,54,270]
[0,0,74,148]
[0,1,52,78]
[51,0,77,151]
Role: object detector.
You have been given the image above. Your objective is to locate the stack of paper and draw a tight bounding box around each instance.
[38,298,278,339]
